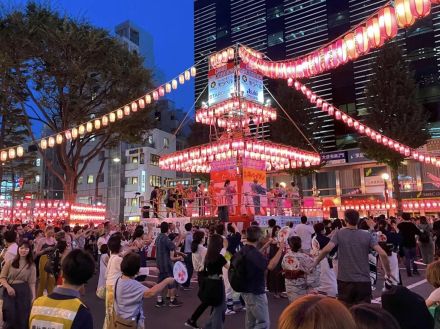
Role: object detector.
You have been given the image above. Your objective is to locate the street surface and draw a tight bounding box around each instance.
[82,261,433,329]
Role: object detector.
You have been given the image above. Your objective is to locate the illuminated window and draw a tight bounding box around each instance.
[150,175,161,187]
[268,31,284,47]
[150,154,160,166]
[78,176,83,184]
[87,175,94,184]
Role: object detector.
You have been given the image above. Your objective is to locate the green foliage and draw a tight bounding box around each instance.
[360,42,430,169]
[0,3,155,200]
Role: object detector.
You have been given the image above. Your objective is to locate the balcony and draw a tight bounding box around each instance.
[125,163,138,171]
[124,184,139,193]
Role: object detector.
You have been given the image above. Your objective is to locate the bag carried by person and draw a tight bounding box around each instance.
[109,278,140,329]
[228,249,247,292]
[44,248,61,279]
[197,269,223,306]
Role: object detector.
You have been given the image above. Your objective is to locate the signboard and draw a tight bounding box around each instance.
[322,151,347,165]
[140,170,146,193]
[401,190,440,199]
[208,67,236,105]
[347,149,370,163]
[239,68,264,104]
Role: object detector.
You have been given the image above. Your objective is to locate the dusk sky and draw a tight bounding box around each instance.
[4,0,195,114]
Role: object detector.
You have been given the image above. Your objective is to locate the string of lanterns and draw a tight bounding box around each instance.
[0,65,197,163]
[325,198,440,212]
[159,138,321,173]
[239,0,436,80]
[291,79,440,167]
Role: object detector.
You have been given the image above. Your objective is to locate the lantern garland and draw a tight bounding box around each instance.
[0,65,197,163]
[159,138,320,173]
[325,198,440,212]
[239,0,436,80]
[291,79,440,167]
[195,97,277,128]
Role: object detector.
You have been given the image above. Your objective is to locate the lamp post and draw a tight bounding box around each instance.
[381,173,390,218]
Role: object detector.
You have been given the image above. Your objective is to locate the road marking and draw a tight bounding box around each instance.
[372,279,428,304]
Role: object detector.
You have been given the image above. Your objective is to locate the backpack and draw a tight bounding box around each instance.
[44,248,61,279]
[228,249,247,292]
[419,230,431,243]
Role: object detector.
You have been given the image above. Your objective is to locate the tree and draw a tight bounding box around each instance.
[360,42,430,214]
[269,80,325,196]
[0,3,155,202]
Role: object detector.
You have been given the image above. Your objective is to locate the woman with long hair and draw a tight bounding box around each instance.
[0,241,36,329]
[186,234,226,329]
[266,225,286,298]
[191,230,207,286]
[35,226,56,296]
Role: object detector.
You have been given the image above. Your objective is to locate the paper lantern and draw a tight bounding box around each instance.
[366,17,384,48]
[410,0,431,17]
[159,86,165,97]
[131,102,138,112]
[40,139,48,150]
[145,94,152,104]
[8,148,15,159]
[190,66,197,77]
[94,119,101,130]
[172,79,178,90]
[117,109,124,119]
[72,127,79,139]
[185,70,191,80]
[179,74,185,84]
[395,0,416,27]
[86,122,93,133]
[123,105,130,116]
[165,83,171,93]
[0,151,7,162]
[153,90,159,100]
[334,39,348,65]
[16,146,24,157]
[48,137,55,148]
[354,26,370,55]
[344,33,358,60]
[138,99,145,109]
[56,134,63,144]
[109,112,116,123]
[378,6,398,40]
[78,125,86,135]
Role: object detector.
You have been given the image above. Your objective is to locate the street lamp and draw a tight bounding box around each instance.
[112,157,121,163]
[381,173,390,218]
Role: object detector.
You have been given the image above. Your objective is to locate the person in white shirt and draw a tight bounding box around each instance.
[292,216,315,253]
[97,222,111,253]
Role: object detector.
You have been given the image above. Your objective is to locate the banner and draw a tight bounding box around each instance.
[239,68,264,104]
[208,67,236,105]
[242,159,267,215]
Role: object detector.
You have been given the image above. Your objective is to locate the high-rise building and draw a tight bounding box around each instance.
[194,0,440,150]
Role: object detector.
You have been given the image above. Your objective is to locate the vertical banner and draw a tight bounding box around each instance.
[239,64,264,104]
[210,159,239,216]
[242,159,267,215]
[208,64,236,106]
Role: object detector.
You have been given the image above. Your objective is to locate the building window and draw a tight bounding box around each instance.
[216,26,229,39]
[268,31,284,47]
[150,175,161,187]
[87,175,94,184]
[130,29,140,45]
[131,157,138,164]
[97,173,104,183]
[328,11,350,29]
[147,135,154,145]
[126,198,138,206]
[163,138,169,149]
[150,154,160,166]
[267,5,284,20]
[78,176,83,184]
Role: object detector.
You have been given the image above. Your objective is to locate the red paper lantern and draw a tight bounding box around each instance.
[395,0,416,27]
[366,17,384,48]
[354,26,370,55]
[334,39,348,65]
[410,0,431,18]
[344,32,359,60]
[378,6,398,40]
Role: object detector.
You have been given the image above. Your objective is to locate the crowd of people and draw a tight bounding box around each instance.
[0,209,438,328]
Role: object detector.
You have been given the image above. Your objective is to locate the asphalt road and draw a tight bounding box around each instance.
[81,261,433,329]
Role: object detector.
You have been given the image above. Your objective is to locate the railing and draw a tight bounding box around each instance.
[144,192,323,219]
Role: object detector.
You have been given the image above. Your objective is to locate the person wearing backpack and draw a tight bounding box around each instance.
[419,216,434,265]
[229,226,271,329]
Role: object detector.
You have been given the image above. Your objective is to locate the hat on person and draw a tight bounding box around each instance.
[381,286,434,329]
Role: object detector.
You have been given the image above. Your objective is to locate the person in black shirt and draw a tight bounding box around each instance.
[397,213,421,276]
[226,223,241,255]
[185,234,227,329]
[150,186,160,218]
[241,226,271,329]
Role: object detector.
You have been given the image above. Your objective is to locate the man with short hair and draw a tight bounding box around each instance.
[182,223,193,290]
[313,209,392,306]
[155,221,183,307]
[292,215,315,253]
[0,230,18,264]
[29,249,95,329]
[241,226,270,329]
[397,213,421,276]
